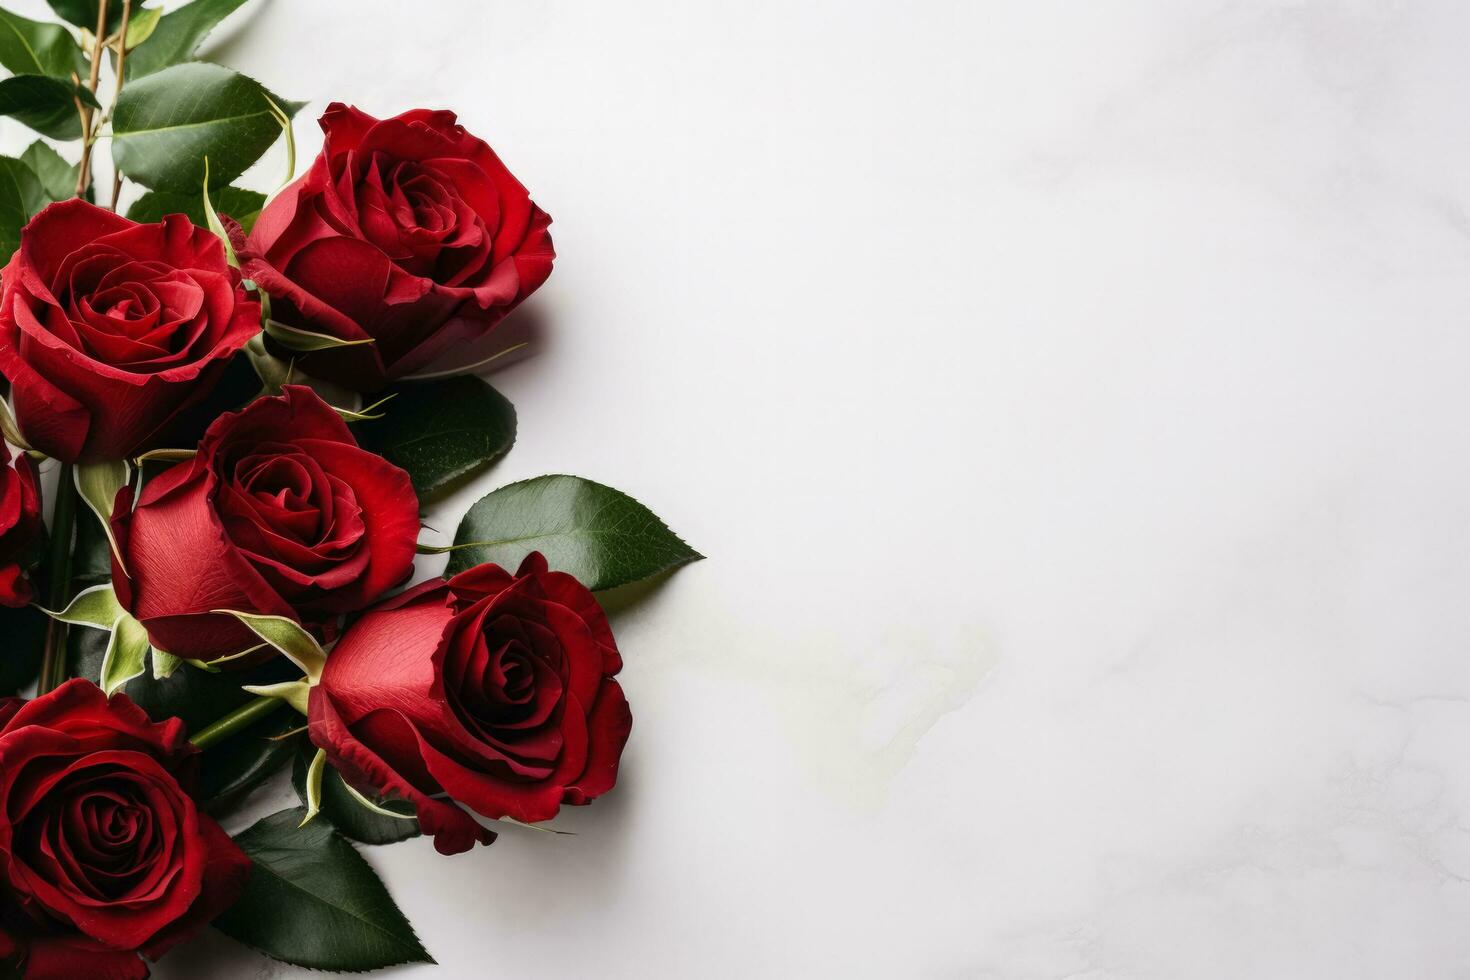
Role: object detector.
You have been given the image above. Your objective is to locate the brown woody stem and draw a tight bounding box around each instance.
[107,0,131,210]
[74,0,109,199]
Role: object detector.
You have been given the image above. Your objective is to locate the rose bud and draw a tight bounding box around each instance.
[309,553,632,855]
[0,200,261,463]
[111,385,419,662]
[0,441,41,607]
[0,679,249,979]
[241,104,554,391]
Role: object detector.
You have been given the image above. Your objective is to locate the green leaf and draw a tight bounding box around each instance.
[42,582,123,630]
[359,375,515,502]
[19,140,78,203]
[290,743,419,846]
[213,609,325,680]
[263,318,372,352]
[100,613,150,696]
[0,604,46,696]
[0,157,45,264]
[0,155,48,217]
[243,335,364,412]
[447,475,703,590]
[74,459,129,521]
[265,92,294,188]
[71,505,111,587]
[215,808,433,971]
[299,746,325,825]
[73,459,129,568]
[150,646,182,679]
[121,5,162,51]
[111,62,302,192]
[196,709,298,809]
[0,74,99,140]
[127,184,264,230]
[125,0,249,79]
[46,0,124,35]
[0,7,84,78]
[240,678,309,715]
[0,395,27,451]
[199,157,237,266]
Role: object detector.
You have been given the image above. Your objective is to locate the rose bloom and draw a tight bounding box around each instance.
[0,441,40,606]
[0,680,249,980]
[112,385,419,662]
[242,103,554,391]
[309,553,631,855]
[0,200,260,462]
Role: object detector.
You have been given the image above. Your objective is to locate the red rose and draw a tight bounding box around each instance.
[242,103,554,391]
[0,679,249,980]
[309,553,631,855]
[0,200,260,463]
[112,385,419,662]
[0,442,40,606]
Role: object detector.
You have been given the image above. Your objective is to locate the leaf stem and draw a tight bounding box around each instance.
[38,462,78,695]
[69,72,89,158]
[74,0,109,199]
[108,0,131,211]
[190,696,288,749]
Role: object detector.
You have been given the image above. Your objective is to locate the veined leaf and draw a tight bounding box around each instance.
[0,7,84,78]
[0,74,99,140]
[111,62,302,192]
[120,6,162,51]
[447,475,703,590]
[214,808,433,971]
[19,140,78,203]
[125,0,250,79]
[0,157,44,264]
[47,0,124,35]
[127,184,264,230]
[359,375,515,502]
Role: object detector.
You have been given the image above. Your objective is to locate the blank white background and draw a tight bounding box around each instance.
[6,1,1470,977]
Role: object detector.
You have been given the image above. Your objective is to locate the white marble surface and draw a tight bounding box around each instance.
[8,0,1470,976]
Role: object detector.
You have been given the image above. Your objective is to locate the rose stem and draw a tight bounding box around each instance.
[41,0,112,692]
[190,696,288,750]
[37,463,77,695]
[74,0,109,199]
[107,0,131,211]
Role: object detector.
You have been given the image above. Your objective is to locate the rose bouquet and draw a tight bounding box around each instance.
[0,2,699,976]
